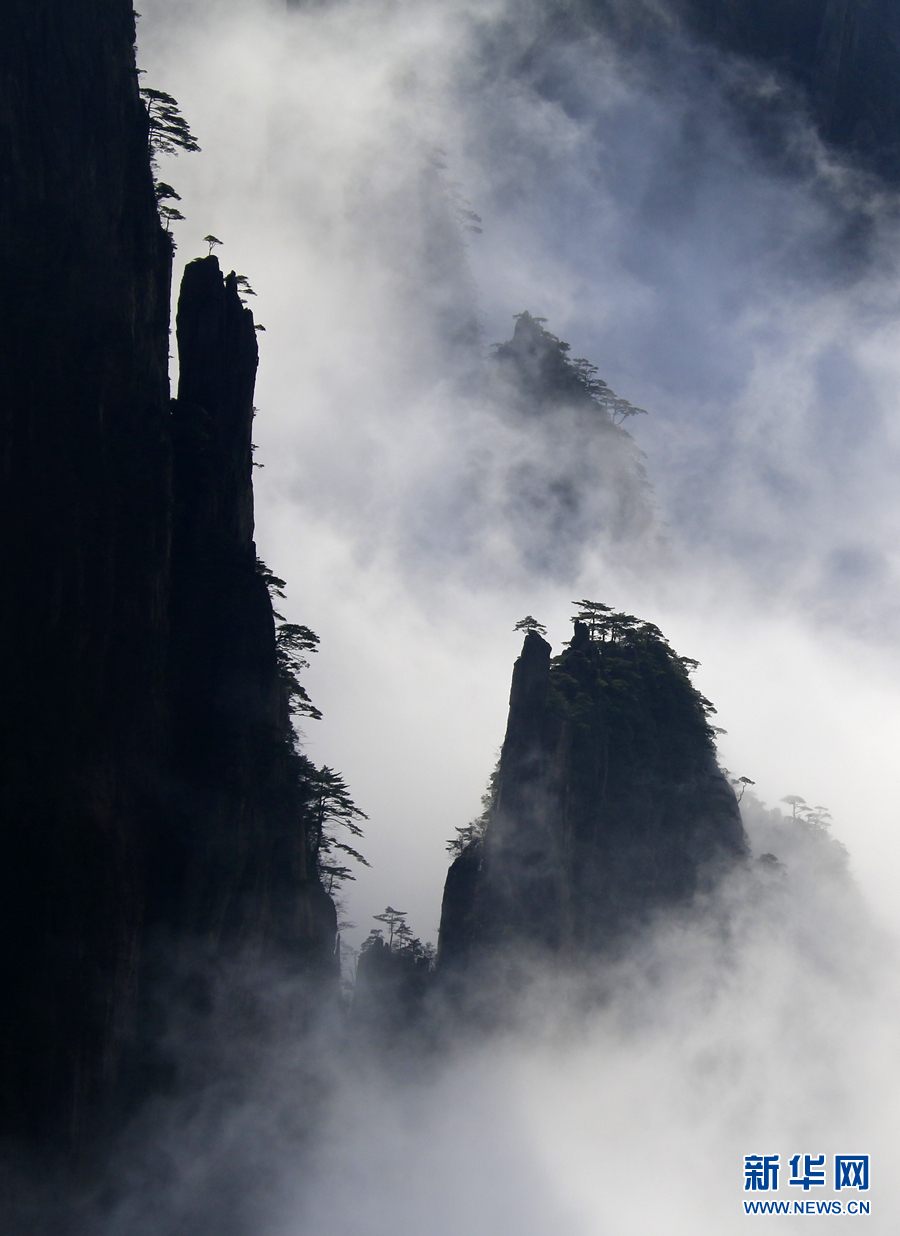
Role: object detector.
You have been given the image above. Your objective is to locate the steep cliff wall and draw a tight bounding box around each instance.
[439,620,747,965]
[0,0,173,1144]
[680,0,900,177]
[667,0,900,180]
[0,2,334,1146]
[573,0,900,182]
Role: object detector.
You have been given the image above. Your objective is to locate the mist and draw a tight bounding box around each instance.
[87,0,900,1228]
[18,793,892,1236]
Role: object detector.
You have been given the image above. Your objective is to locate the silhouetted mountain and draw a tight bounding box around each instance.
[485,312,655,579]
[439,614,747,966]
[5,0,886,1152]
[0,1,334,1148]
[352,936,434,1036]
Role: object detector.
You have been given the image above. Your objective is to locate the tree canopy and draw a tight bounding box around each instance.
[154,181,184,231]
[139,85,199,240]
[514,615,547,636]
[141,87,201,159]
[304,764,369,892]
[563,600,719,730]
[363,907,436,966]
[275,622,322,722]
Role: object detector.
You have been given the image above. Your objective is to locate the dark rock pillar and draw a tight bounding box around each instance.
[162,257,335,963]
[439,619,748,966]
[481,629,571,950]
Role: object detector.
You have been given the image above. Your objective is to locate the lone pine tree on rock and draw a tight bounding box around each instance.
[514,615,547,636]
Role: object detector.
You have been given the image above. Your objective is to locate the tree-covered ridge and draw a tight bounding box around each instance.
[482,312,656,582]
[493,311,647,426]
[556,599,719,745]
[361,906,436,967]
[445,602,721,873]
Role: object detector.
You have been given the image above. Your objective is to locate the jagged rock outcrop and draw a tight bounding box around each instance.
[0,1,334,1147]
[162,257,336,958]
[439,620,747,965]
[352,938,433,1035]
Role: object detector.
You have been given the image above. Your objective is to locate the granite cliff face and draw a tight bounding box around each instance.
[439,620,747,966]
[580,0,900,183]
[0,0,333,1146]
[0,0,174,1145]
[5,0,896,1149]
[678,0,900,179]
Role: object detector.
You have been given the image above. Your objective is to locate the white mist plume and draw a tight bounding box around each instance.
[72,794,897,1236]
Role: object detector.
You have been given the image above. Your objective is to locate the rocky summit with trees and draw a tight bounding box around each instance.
[438,603,748,967]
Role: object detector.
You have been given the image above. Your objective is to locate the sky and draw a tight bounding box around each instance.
[96,1,900,1231]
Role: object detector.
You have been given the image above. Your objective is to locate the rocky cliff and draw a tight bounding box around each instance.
[581,0,900,183]
[0,0,334,1147]
[486,311,654,580]
[679,0,900,180]
[439,616,747,965]
[163,256,336,960]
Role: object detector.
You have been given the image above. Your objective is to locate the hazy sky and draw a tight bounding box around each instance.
[135,0,900,956]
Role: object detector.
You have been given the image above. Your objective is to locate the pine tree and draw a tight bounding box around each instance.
[305,766,369,891]
[141,87,201,159]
